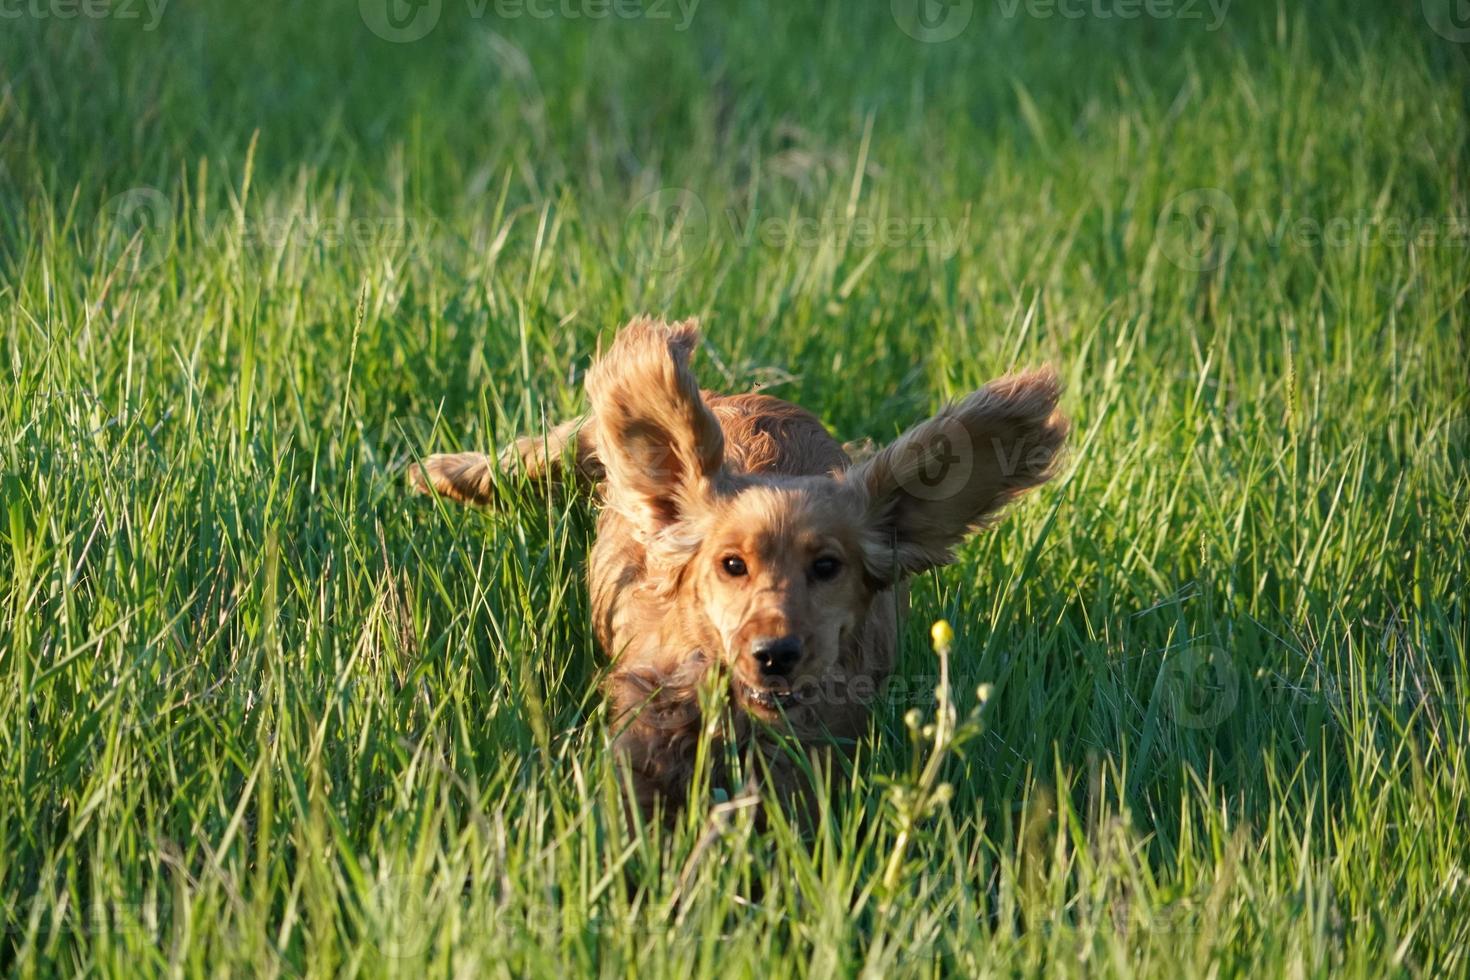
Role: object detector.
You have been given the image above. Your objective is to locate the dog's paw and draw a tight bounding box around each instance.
[408,452,495,505]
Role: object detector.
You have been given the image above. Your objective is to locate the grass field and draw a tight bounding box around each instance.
[2,0,1468,975]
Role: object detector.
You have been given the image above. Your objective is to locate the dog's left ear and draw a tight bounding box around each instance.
[849,367,1068,582]
[586,316,725,540]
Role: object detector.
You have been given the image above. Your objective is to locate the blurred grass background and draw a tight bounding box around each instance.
[1,0,1467,975]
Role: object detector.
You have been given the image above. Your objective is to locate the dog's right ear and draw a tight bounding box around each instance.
[849,366,1068,583]
[586,317,725,538]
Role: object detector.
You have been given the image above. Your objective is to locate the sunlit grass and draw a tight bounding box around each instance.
[1,1,1467,975]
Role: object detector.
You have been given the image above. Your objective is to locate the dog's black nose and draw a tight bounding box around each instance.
[752,636,802,677]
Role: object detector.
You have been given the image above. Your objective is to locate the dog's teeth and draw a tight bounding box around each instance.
[744,688,789,709]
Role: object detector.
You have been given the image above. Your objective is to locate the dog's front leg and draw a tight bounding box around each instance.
[410,415,602,505]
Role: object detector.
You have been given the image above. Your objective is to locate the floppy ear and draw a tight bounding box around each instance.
[585,316,725,539]
[849,367,1068,582]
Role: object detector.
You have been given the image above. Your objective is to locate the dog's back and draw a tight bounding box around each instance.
[706,393,849,478]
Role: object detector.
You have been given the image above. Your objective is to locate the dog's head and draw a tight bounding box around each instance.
[588,317,1068,719]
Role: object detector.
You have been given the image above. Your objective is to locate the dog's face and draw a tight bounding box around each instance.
[679,481,874,716]
[586,318,1068,723]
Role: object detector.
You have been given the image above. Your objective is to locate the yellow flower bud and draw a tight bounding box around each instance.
[930,619,955,651]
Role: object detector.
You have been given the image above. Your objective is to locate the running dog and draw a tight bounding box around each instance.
[411,317,1067,819]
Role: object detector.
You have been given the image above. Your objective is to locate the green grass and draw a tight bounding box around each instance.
[2,0,1468,975]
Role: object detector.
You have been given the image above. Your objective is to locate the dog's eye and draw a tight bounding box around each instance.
[721,555,748,577]
[810,556,842,581]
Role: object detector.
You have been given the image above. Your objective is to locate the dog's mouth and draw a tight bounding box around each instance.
[738,683,795,714]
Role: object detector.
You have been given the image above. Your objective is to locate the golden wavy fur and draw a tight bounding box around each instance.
[411,316,1068,820]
